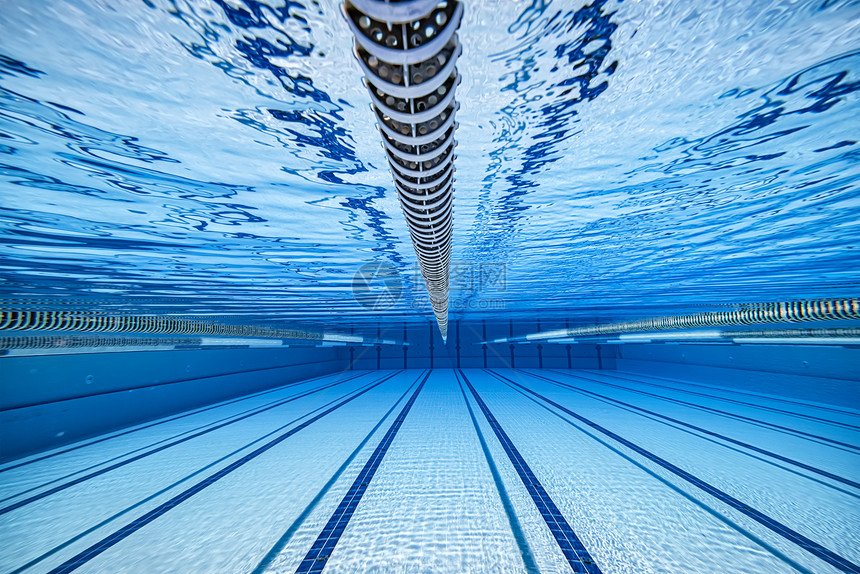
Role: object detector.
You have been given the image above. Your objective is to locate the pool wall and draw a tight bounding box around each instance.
[2,325,856,463]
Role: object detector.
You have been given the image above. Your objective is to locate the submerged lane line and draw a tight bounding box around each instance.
[547,369,860,453]
[0,372,370,505]
[0,369,361,472]
[0,372,369,516]
[0,360,336,412]
[8,372,384,574]
[492,370,860,574]
[460,370,602,574]
[521,369,860,491]
[251,370,428,574]
[572,369,860,431]
[492,371,817,574]
[45,371,403,574]
[591,370,860,417]
[456,372,539,574]
[293,370,431,574]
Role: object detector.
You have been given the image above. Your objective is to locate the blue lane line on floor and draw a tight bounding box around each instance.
[492,370,860,574]
[548,369,860,453]
[522,370,860,491]
[593,369,860,418]
[456,376,540,574]
[459,370,602,574]
[45,370,402,574]
[1,372,369,505]
[0,370,359,473]
[0,372,369,517]
[574,369,860,431]
[294,370,430,574]
[9,373,376,574]
[251,370,427,574]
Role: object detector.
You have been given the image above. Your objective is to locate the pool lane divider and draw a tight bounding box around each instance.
[45,370,404,574]
[459,370,603,574]
[490,370,860,574]
[293,370,431,574]
[0,369,364,473]
[251,370,428,574]
[548,369,860,453]
[0,371,371,516]
[521,370,860,491]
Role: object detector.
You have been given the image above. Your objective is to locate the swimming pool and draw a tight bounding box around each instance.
[1,0,858,572]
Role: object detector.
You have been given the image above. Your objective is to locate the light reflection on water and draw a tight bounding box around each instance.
[0,0,858,330]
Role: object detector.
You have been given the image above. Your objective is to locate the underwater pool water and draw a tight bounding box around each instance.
[1,0,859,572]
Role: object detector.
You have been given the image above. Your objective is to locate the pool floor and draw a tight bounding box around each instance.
[1,369,857,573]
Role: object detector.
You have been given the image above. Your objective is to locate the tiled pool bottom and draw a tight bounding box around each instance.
[1,369,857,574]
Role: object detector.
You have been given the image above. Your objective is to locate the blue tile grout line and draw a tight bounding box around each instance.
[250,370,427,574]
[547,368,860,453]
[0,372,370,516]
[459,369,603,574]
[490,369,860,574]
[293,370,431,574]
[521,369,860,491]
[456,373,540,574]
[44,370,403,574]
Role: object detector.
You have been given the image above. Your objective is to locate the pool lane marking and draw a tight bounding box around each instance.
[546,369,860,454]
[0,372,370,505]
[586,369,860,418]
[0,372,370,516]
[44,370,403,574]
[491,370,860,574]
[521,369,860,491]
[0,369,366,473]
[7,373,383,574]
[460,370,603,574]
[0,359,338,412]
[251,370,428,574]
[497,372,818,574]
[455,371,540,574]
[566,369,860,431]
[293,370,431,574]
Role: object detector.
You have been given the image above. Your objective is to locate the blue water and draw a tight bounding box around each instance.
[1,0,859,329]
[1,1,859,573]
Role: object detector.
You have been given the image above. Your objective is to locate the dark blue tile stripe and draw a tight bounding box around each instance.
[0,372,369,517]
[0,360,338,412]
[45,370,402,574]
[522,370,860,491]
[493,370,860,574]
[549,369,860,453]
[294,370,431,574]
[0,370,359,473]
[457,378,540,574]
[1,373,369,505]
[599,370,860,417]
[459,370,602,574]
[9,374,373,574]
[251,371,427,574]
[575,370,860,431]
